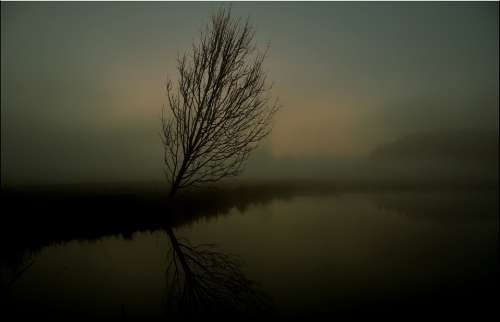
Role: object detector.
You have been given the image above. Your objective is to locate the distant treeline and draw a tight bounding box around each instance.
[370,129,498,163]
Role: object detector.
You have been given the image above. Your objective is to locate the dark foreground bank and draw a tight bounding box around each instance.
[1,180,498,320]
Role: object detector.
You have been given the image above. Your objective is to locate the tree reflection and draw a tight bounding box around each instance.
[164,227,271,317]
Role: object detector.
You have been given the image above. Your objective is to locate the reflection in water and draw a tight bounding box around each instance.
[0,181,336,270]
[1,187,498,319]
[1,226,271,319]
[164,227,270,316]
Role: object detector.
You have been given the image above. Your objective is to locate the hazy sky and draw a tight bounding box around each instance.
[1,2,498,184]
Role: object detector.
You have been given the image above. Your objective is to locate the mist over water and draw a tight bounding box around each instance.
[1,2,498,320]
[2,190,498,319]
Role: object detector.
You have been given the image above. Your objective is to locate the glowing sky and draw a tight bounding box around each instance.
[1,2,498,184]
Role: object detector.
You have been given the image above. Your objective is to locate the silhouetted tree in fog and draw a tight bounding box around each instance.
[161,8,279,196]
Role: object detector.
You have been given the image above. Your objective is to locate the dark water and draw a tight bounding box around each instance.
[1,188,498,319]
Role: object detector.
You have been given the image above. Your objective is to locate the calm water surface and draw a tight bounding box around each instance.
[2,190,498,319]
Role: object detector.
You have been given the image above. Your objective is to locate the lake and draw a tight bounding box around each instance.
[1,187,498,319]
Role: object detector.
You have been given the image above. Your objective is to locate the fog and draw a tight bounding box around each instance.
[1,2,498,185]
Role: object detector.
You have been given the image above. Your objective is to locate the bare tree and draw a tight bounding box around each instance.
[164,227,271,316]
[161,8,279,197]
